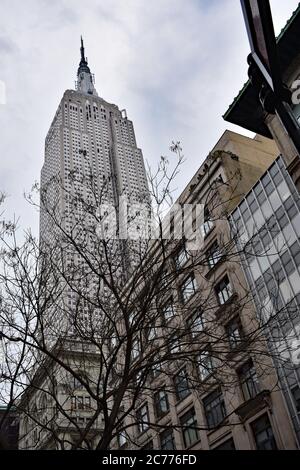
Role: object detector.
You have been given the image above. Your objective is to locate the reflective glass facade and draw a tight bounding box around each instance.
[230,156,300,444]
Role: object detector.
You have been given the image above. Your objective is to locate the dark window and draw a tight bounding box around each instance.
[238,360,260,401]
[284,196,298,220]
[180,275,197,303]
[154,390,169,418]
[253,237,263,256]
[170,335,181,354]
[206,241,222,269]
[151,354,162,378]
[269,163,280,181]
[264,268,277,295]
[290,242,300,268]
[198,350,213,381]
[276,206,289,229]
[159,269,169,289]
[147,325,157,341]
[174,368,190,401]
[251,414,277,450]
[213,437,235,450]
[200,207,214,238]
[132,337,141,360]
[136,404,150,434]
[180,408,199,448]
[117,425,127,447]
[266,215,279,235]
[261,173,274,196]
[160,429,176,450]
[71,396,86,411]
[271,259,285,284]
[273,169,283,185]
[215,275,233,305]
[187,310,204,337]
[247,192,258,213]
[226,317,243,350]
[203,389,226,429]
[281,250,295,276]
[175,245,189,269]
[291,386,300,413]
[255,184,267,205]
[162,299,176,322]
[260,228,271,250]
[239,200,251,221]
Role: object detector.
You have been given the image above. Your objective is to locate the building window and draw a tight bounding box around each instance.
[187,310,204,337]
[238,360,260,401]
[198,350,213,381]
[251,414,277,450]
[132,337,141,360]
[275,206,289,230]
[261,173,275,197]
[180,274,197,303]
[151,354,162,378]
[170,335,181,354]
[175,245,189,269]
[215,275,233,305]
[174,368,190,401]
[147,326,157,341]
[225,317,243,350]
[290,241,300,269]
[206,241,222,269]
[71,396,91,411]
[160,269,169,289]
[162,299,176,322]
[200,207,214,238]
[203,389,226,429]
[213,438,235,450]
[180,408,199,448]
[291,385,300,413]
[160,429,176,450]
[117,425,127,447]
[136,404,150,434]
[154,390,169,418]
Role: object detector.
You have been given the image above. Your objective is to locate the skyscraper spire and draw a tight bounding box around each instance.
[78,35,91,75]
[80,35,85,61]
[76,36,98,96]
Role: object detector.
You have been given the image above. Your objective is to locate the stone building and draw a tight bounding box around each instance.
[113,130,298,450]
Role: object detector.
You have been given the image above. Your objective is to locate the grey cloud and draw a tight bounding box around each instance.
[0,36,17,54]
[0,0,299,235]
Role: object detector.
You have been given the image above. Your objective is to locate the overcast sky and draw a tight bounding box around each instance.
[0,0,299,236]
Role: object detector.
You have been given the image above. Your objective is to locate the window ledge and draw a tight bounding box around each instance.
[181,291,198,306]
[214,293,238,319]
[234,390,271,422]
[155,411,170,422]
[226,339,250,360]
[207,417,230,436]
[202,226,216,244]
[204,256,226,280]
[186,437,202,450]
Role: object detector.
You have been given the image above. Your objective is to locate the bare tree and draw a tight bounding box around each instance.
[0,147,296,450]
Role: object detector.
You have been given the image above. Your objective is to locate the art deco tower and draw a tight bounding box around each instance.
[41,37,149,237]
[39,38,150,337]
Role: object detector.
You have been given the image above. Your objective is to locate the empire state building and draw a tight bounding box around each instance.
[41,37,149,243]
[39,38,150,335]
[18,40,151,450]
